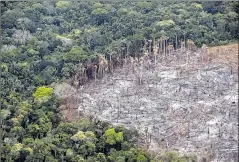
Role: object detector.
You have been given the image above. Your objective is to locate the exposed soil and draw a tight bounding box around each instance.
[54,44,238,162]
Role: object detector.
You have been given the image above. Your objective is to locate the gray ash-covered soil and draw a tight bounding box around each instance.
[54,48,238,162]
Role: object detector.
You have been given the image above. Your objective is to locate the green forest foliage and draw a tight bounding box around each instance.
[0,1,238,161]
[33,86,53,102]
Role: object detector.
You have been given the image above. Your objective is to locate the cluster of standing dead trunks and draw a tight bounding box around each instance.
[72,37,197,88]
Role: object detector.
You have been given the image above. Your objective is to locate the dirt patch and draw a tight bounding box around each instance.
[204,43,238,69]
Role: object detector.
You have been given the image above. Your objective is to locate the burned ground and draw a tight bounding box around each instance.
[54,44,238,162]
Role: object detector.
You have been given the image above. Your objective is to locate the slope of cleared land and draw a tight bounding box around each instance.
[54,44,238,161]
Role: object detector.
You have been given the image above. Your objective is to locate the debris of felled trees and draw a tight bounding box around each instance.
[71,43,238,161]
[56,40,238,161]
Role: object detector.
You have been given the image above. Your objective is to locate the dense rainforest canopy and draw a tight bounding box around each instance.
[0,1,238,161]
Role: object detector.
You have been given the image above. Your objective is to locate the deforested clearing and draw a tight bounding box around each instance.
[55,43,238,162]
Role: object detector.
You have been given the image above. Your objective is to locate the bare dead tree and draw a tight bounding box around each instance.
[98,55,108,79]
[109,52,113,73]
[181,40,185,52]
[201,44,208,64]
[167,44,174,55]
[187,39,195,51]
[93,65,97,81]
[148,39,152,56]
